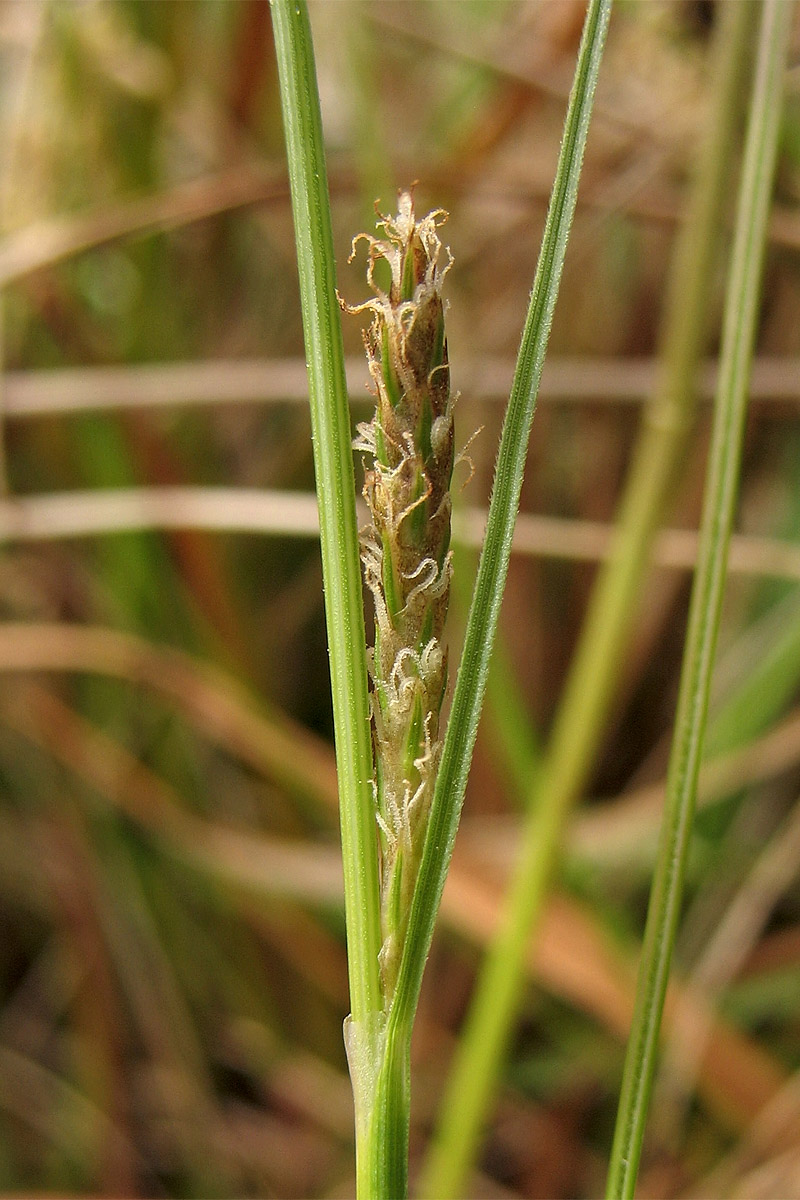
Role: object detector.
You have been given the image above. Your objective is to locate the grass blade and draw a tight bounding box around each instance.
[605,2,794,1195]
[397,0,610,1036]
[270,1,383,1178]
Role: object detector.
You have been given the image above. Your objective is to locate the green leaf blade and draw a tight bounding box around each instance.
[605,3,794,1196]
[270,0,382,1107]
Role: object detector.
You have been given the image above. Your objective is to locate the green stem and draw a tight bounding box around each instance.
[370,1018,411,1197]
[606,3,793,1194]
[420,2,756,1195]
[270,2,383,1190]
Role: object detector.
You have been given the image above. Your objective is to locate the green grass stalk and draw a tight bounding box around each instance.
[270,3,383,1192]
[606,3,793,1193]
[419,2,756,1195]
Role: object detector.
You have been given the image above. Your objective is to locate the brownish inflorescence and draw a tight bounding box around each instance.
[349,192,454,1001]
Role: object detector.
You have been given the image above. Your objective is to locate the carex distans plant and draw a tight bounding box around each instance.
[346,192,454,1003]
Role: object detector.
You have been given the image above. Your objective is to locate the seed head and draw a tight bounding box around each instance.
[348,192,454,999]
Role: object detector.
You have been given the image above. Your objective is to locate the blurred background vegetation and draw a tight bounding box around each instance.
[0,1,799,1196]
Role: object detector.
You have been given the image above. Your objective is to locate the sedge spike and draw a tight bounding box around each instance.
[347,192,454,1002]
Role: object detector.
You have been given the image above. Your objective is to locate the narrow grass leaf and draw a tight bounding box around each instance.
[394,0,610,1042]
[606,3,794,1195]
[270,0,382,1057]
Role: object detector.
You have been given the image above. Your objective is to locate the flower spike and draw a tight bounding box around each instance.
[347,191,454,1000]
